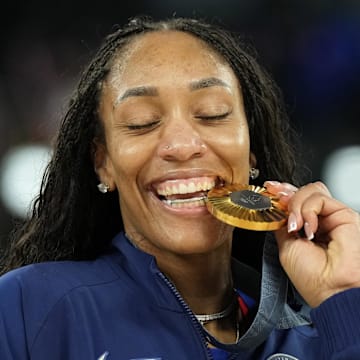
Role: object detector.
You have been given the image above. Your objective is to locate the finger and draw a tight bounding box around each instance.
[286,182,332,234]
[315,206,360,235]
[294,198,359,244]
[288,182,332,212]
[263,181,298,207]
[264,181,298,195]
[289,191,351,243]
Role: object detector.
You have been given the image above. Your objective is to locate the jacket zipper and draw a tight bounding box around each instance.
[157,272,214,360]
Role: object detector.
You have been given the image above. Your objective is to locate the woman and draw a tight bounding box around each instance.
[1,17,360,359]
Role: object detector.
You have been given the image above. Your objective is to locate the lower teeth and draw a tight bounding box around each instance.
[163,196,207,207]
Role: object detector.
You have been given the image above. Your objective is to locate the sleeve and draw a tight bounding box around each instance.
[311,288,360,360]
[0,272,30,359]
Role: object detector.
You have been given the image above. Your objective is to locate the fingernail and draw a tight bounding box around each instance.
[288,213,298,233]
[264,180,280,186]
[278,191,290,197]
[304,222,314,240]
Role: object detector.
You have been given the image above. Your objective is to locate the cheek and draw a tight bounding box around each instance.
[210,126,250,180]
[228,129,249,150]
[211,126,250,160]
[108,139,150,185]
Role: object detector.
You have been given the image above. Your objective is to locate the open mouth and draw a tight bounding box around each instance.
[155,176,224,208]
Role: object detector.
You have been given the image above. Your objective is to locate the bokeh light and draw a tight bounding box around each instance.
[0,145,52,218]
[322,145,360,211]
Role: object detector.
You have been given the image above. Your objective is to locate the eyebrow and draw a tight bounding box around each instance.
[113,77,230,108]
[189,77,231,91]
[114,86,158,107]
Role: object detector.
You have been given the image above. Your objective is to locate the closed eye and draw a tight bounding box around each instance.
[196,112,231,121]
[127,120,160,131]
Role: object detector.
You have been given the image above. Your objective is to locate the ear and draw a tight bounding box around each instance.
[93,138,115,191]
[249,152,257,168]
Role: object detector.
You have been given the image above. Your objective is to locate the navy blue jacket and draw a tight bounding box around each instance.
[1,232,360,359]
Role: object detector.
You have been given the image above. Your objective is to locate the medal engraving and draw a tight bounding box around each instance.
[230,190,271,211]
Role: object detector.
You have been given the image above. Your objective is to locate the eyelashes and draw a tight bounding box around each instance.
[127,120,160,131]
[124,111,232,135]
[195,112,231,121]
[124,120,161,135]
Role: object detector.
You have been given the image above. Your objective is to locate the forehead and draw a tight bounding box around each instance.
[106,30,239,90]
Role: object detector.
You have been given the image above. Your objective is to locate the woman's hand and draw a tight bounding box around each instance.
[265,180,360,308]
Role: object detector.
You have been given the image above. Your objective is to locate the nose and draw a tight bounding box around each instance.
[157,121,207,161]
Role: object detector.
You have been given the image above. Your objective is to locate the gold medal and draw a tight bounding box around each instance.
[206,184,287,231]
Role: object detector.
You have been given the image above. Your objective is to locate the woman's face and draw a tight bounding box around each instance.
[96,30,254,256]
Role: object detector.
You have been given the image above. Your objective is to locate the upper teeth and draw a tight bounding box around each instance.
[157,178,216,196]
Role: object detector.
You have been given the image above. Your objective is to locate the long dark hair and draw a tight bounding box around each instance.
[0,17,303,275]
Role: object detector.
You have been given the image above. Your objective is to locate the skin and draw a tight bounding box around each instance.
[266,180,360,308]
[95,30,255,342]
[95,29,360,342]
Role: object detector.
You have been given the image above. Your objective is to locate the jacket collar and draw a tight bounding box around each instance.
[110,231,311,350]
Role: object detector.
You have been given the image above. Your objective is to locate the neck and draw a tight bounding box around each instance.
[157,243,234,316]
[126,232,241,343]
[159,251,240,344]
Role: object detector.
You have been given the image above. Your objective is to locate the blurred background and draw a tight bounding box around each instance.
[0,0,359,250]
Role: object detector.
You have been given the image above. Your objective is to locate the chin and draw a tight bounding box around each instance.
[159,222,231,254]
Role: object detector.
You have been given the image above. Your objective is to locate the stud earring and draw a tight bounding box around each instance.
[249,168,260,180]
[97,183,110,194]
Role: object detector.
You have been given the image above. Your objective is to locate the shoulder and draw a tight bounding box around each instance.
[0,252,123,321]
[0,252,121,299]
[0,253,123,350]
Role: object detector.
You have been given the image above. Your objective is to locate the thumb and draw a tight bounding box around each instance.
[275,227,327,307]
